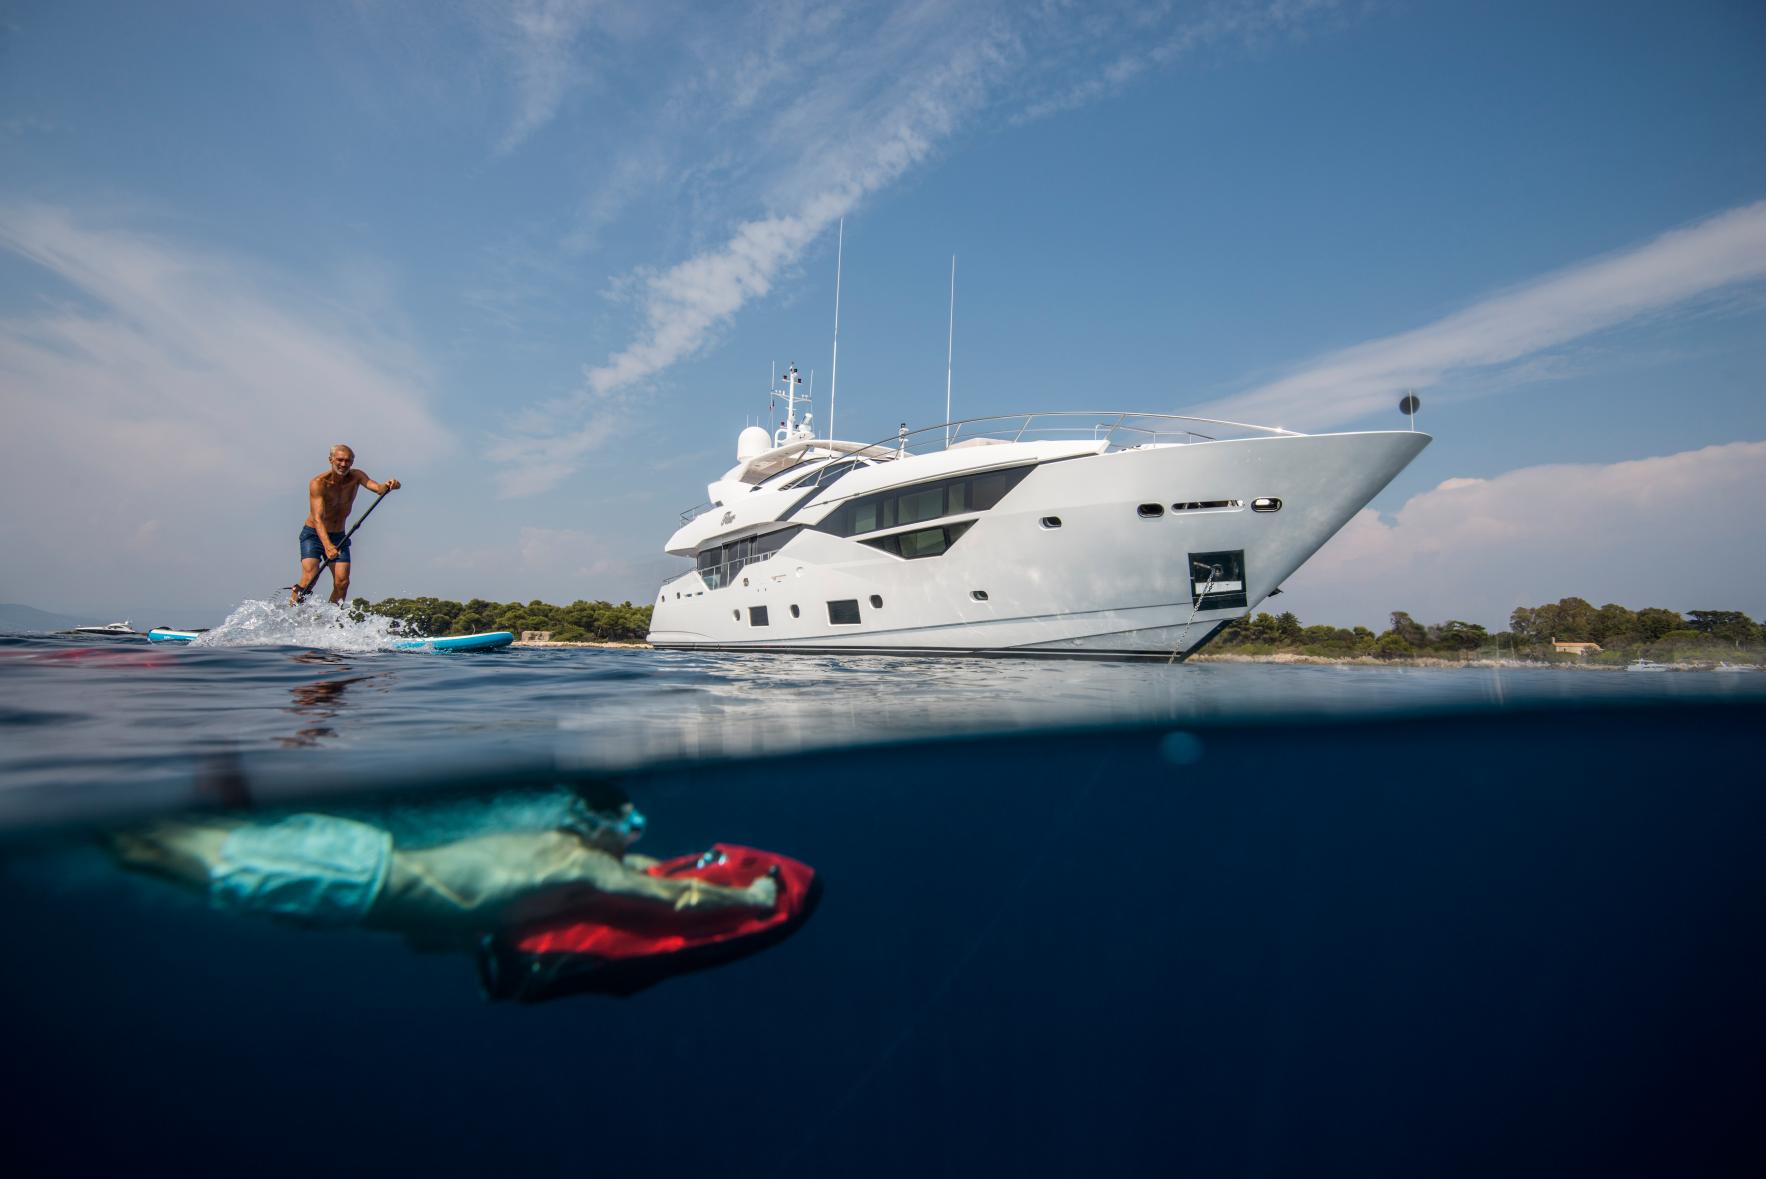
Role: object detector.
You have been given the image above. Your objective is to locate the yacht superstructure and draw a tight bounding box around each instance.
[648,366,1429,659]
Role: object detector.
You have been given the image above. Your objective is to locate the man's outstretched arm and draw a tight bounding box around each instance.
[355,469,401,496]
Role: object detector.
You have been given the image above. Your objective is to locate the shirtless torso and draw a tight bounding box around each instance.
[304,468,372,535]
[292,445,399,605]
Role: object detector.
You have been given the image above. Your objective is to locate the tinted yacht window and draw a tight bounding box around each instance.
[812,465,1033,538]
[860,521,975,559]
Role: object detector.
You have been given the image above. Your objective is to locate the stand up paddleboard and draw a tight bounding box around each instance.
[394,631,515,652]
[147,628,206,643]
[478,843,822,1002]
[146,628,514,652]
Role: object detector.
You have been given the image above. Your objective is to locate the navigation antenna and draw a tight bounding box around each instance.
[945,254,956,449]
[828,217,844,443]
[774,363,808,446]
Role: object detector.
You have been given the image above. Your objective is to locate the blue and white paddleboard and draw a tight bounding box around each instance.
[147,628,204,643]
[145,628,515,652]
[394,631,515,652]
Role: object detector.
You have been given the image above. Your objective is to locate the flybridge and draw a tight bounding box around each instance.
[677,410,1305,525]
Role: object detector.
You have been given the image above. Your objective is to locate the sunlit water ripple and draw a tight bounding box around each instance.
[3,621,1761,826]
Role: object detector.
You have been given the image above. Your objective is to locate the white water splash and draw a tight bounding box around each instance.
[188,599,416,652]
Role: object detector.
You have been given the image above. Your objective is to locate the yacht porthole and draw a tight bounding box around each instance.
[790,604,800,618]
[732,610,740,621]
[971,590,989,602]
[1137,503,1164,519]
[1252,497,1283,512]
[870,594,883,609]
[1040,516,1062,529]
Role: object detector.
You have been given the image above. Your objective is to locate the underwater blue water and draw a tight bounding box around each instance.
[1,629,1763,1175]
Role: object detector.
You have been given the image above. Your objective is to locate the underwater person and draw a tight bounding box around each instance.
[106,782,777,948]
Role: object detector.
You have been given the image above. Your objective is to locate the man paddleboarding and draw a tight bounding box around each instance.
[292,444,399,605]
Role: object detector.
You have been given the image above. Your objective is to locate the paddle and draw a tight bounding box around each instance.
[290,488,393,603]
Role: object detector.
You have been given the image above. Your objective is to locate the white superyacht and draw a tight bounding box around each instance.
[648,367,1428,660]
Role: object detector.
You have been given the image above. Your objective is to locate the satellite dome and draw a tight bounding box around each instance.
[736,426,771,463]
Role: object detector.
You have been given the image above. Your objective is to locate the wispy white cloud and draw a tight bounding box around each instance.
[1015,0,1343,123]
[0,204,453,604]
[492,0,1347,495]
[1198,201,1766,430]
[489,1,1021,494]
[1283,440,1766,629]
[484,0,602,153]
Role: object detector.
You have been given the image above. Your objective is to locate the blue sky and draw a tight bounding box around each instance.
[2,0,1763,629]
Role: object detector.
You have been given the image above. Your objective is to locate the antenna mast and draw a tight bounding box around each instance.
[829,217,843,442]
[945,254,956,448]
[774,363,806,446]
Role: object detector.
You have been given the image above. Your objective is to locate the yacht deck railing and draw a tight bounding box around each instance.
[886,410,1301,454]
[675,411,1301,525]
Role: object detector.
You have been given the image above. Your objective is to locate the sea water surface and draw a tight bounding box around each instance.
[2,607,1763,1176]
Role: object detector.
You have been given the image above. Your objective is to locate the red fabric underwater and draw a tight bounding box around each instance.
[513,843,816,957]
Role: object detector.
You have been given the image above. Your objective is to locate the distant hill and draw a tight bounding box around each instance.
[0,603,101,631]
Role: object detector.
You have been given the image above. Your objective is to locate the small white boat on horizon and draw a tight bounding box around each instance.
[63,622,138,637]
[1626,658,1670,672]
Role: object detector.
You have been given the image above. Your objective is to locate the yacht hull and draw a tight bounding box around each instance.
[649,430,1428,660]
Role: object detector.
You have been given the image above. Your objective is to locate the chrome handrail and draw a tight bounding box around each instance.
[874,410,1300,457]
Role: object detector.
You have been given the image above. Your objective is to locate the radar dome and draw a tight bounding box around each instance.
[736,426,772,463]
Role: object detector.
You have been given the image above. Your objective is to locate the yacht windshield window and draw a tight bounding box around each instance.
[782,458,866,491]
[813,465,1033,538]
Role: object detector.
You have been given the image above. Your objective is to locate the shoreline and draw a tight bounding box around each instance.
[512,640,650,650]
[511,641,1746,671]
[1190,652,1671,670]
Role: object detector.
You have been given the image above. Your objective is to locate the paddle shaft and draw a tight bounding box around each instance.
[293,489,392,601]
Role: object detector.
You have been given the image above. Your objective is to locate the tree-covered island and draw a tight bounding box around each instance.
[357,595,1764,666]
[359,597,651,643]
[1211,598,1763,665]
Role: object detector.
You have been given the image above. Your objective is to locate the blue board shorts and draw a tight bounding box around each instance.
[299,526,350,563]
[209,814,393,927]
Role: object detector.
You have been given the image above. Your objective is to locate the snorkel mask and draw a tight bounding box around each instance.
[565,797,647,849]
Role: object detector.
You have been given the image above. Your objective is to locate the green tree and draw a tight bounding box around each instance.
[1509,606,1540,642]
[1632,607,1684,643]
[1431,620,1488,652]
[1687,610,1758,646]
[1591,602,1637,646]
[1274,611,1303,645]
[1386,611,1428,649]
[1536,597,1597,642]
[1373,633,1413,660]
